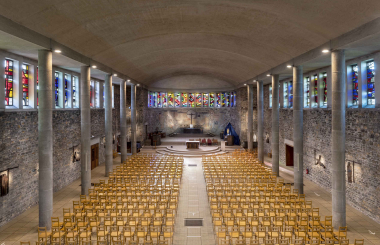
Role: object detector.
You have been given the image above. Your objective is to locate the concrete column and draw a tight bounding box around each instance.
[120,80,127,162]
[80,66,91,195]
[247,84,254,150]
[131,84,137,154]
[332,50,346,229]
[257,81,264,163]
[293,66,304,194]
[38,50,53,229]
[272,75,280,176]
[105,74,113,176]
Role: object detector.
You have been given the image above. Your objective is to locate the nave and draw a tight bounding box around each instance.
[1,152,379,245]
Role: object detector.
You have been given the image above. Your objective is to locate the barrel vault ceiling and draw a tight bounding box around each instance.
[1,0,380,89]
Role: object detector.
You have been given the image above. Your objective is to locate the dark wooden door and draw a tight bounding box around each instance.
[286,144,294,166]
[91,144,99,170]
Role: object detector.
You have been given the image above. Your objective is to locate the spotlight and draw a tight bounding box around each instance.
[322,49,330,53]
[127,79,131,82]
[244,84,247,86]
[92,65,97,69]
[54,50,62,53]
[287,65,292,68]
[266,74,271,77]
[113,74,117,77]
[137,84,140,86]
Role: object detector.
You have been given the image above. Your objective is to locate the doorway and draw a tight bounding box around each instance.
[286,144,294,166]
[91,144,99,170]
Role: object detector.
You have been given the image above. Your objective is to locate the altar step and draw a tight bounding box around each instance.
[156,146,228,157]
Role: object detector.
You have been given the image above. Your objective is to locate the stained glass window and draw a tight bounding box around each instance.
[269,85,272,108]
[73,76,77,108]
[230,92,234,107]
[221,93,226,107]
[225,92,230,107]
[313,74,318,107]
[203,93,209,107]
[95,82,100,108]
[103,84,105,107]
[367,61,375,106]
[149,92,153,107]
[112,85,114,108]
[37,67,39,106]
[305,77,310,107]
[174,92,180,107]
[289,82,293,108]
[210,93,215,107]
[5,59,13,106]
[216,93,221,107]
[352,65,359,106]
[195,93,202,107]
[168,92,174,107]
[162,92,167,107]
[90,81,94,108]
[157,92,162,108]
[323,72,327,107]
[153,92,157,107]
[283,82,288,108]
[181,93,187,107]
[64,74,69,107]
[189,93,195,107]
[55,72,59,107]
[22,64,29,106]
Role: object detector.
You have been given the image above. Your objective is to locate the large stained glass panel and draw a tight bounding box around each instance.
[313,74,318,106]
[55,72,59,107]
[195,93,202,107]
[323,72,327,107]
[221,93,226,107]
[289,82,293,108]
[189,93,195,107]
[174,92,180,107]
[162,92,167,107]
[168,92,174,107]
[153,92,157,107]
[216,93,221,107]
[210,93,215,107]
[203,93,209,107]
[5,59,13,106]
[269,85,272,108]
[230,92,235,107]
[225,92,230,107]
[157,92,162,108]
[22,64,29,106]
[352,65,359,106]
[73,76,77,108]
[283,82,288,108]
[305,77,310,107]
[65,74,69,107]
[149,92,153,107]
[37,68,39,106]
[367,61,375,106]
[181,93,188,107]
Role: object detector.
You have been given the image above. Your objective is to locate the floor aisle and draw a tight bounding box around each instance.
[173,157,216,245]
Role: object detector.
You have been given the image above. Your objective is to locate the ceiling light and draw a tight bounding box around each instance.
[244,84,247,86]
[287,65,292,68]
[267,74,271,77]
[137,84,140,86]
[91,65,97,69]
[54,49,61,53]
[322,49,330,53]
[127,79,131,82]
[113,74,117,77]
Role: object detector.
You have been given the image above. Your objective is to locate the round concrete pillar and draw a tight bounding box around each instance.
[257,81,264,163]
[105,74,113,176]
[247,84,254,150]
[120,80,127,162]
[131,84,137,155]
[272,74,280,176]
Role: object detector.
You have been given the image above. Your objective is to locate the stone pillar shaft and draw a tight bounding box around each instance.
[120,80,127,162]
[257,81,264,163]
[131,85,137,154]
[332,50,346,229]
[293,66,304,194]
[247,84,254,150]
[272,75,280,176]
[80,66,91,195]
[105,74,113,176]
[38,50,53,229]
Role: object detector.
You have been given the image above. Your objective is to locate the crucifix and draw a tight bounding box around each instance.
[189,112,195,124]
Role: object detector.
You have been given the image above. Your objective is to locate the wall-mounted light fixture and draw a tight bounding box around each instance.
[315,155,326,168]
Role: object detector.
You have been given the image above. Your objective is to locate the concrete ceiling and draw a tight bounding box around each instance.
[0,0,380,89]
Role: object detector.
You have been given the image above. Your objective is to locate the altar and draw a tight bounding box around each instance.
[186,141,200,149]
[183,128,203,134]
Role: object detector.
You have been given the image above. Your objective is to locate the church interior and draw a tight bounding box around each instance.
[1,1,380,245]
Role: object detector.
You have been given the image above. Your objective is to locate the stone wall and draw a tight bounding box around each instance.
[262,84,380,224]
[0,85,123,227]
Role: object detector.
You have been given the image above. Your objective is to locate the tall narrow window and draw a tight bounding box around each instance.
[73,76,78,108]
[269,85,272,108]
[174,92,180,107]
[157,92,162,108]
[367,61,375,106]
[195,93,202,107]
[152,92,157,107]
[289,82,293,108]
[203,93,209,107]
[230,92,235,107]
[188,93,195,107]
[323,72,327,107]
[352,65,359,106]
[64,74,69,107]
[221,93,226,107]
[305,77,310,107]
[313,74,318,107]
[168,92,174,107]
[283,82,288,108]
[112,85,114,108]
[95,82,100,108]
[5,59,14,106]
[148,92,153,107]
[181,93,187,107]
[225,92,230,107]
[162,92,167,107]
[22,64,29,106]
[55,72,59,107]
[216,93,221,107]
[90,81,94,108]
[37,67,39,106]
[210,93,215,107]
[103,84,105,108]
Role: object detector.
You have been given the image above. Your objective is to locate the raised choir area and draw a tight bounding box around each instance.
[25,154,183,245]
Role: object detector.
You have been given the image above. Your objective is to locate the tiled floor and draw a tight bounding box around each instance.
[1,154,380,245]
